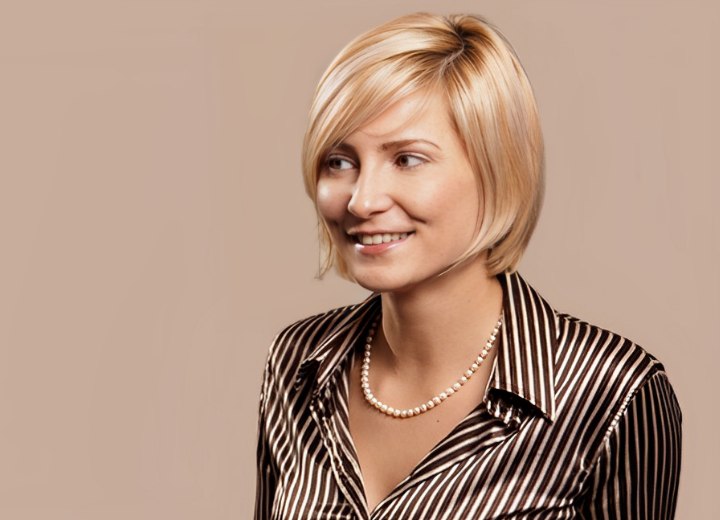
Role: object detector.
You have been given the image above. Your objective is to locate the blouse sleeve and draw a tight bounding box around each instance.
[580,370,682,519]
[254,356,278,520]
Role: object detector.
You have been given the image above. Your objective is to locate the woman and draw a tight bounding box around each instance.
[255,12,681,519]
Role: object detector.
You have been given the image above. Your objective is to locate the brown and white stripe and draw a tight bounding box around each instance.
[255,271,681,519]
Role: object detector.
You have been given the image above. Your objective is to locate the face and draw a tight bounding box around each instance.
[316,89,482,293]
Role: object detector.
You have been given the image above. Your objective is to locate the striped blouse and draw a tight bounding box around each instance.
[255,271,682,519]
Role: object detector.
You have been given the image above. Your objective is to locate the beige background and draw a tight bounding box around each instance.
[1,0,717,518]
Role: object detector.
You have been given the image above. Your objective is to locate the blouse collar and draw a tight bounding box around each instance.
[295,271,559,423]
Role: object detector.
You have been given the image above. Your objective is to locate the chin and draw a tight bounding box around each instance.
[348,269,419,294]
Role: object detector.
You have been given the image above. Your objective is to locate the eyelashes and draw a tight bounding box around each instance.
[395,153,427,170]
[323,153,427,172]
[325,156,354,171]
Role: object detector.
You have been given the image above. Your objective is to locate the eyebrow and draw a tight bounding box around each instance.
[333,138,441,154]
[379,138,441,151]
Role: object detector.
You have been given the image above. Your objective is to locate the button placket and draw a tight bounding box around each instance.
[312,392,368,520]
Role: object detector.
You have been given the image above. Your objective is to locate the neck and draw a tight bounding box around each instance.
[375,255,504,382]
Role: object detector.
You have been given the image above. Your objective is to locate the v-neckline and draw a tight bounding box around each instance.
[341,339,498,517]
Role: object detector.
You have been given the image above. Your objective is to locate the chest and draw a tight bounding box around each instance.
[269,364,591,520]
[346,349,495,514]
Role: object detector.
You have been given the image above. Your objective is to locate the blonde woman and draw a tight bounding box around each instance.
[255,12,681,519]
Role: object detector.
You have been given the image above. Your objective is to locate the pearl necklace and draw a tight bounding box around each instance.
[361,313,503,419]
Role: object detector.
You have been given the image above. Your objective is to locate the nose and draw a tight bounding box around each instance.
[347,163,393,219]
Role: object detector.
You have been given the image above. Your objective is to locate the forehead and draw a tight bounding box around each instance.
[346,89,454,144]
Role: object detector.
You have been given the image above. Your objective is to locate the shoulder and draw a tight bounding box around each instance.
[263,296,376,385]
[555,311,666,381]
[552,310,679,423]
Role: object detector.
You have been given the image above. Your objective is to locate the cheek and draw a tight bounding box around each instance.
[426,176,481,234]
[316,180,349,222]
[414,177,479,218]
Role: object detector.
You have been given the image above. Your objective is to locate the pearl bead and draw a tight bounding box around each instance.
[361,312,503,419]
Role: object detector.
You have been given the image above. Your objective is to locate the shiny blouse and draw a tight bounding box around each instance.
[255,271,681,519]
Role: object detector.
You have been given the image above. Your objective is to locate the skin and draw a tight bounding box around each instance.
[316,89,504,513]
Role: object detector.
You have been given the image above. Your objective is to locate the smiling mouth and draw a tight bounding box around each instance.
[348,232,415,245]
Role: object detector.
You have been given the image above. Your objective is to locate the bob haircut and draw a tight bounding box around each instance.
[302,12,544,279]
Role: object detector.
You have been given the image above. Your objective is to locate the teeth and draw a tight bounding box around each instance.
[357,232,411,245]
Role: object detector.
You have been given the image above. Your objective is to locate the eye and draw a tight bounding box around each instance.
[395,154,426,169]
[325,155,355,172]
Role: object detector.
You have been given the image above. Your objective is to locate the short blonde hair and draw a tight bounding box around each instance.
[302,12,544,278]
